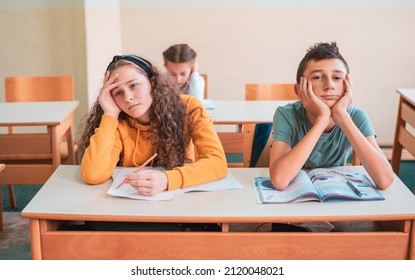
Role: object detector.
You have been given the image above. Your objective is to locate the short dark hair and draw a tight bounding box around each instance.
[296,42,349,83]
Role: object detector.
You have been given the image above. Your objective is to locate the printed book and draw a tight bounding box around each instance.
[252,168,384,204]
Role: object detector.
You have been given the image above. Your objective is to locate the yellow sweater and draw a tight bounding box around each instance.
[81,95,227,190]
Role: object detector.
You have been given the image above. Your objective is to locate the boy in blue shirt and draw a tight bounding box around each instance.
[270,42,393,192]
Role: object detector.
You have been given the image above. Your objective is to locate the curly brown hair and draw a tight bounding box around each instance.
[78,58,192,169]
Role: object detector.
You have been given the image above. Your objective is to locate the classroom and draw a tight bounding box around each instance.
[1,0,415,267]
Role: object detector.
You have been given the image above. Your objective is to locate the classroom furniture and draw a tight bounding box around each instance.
[21,165,415,260]
[391,89,415,176]
[0,101,79,208]
[242,83,297,167]
[3,75,78,209]
[0,163,5,231]
[209,100,294,167]
[242,123,271,167]
[245,83,297,101]
[200,73,208,99]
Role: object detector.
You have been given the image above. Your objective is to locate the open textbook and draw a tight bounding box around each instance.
[107,167,243,201]
[252,168,384,204]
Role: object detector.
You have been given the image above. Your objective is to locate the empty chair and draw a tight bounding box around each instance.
[243,83,297,167]
[2,75,77,208]
[391,89,415,177]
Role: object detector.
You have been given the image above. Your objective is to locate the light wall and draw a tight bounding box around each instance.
[0,0,88,139]
[119,0,415,142]
[1,0,415,142]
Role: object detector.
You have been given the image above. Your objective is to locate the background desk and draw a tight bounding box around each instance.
[0,101,79,184]
[391,89,415,175]
[22,165,415,260]
[207,100,293,164]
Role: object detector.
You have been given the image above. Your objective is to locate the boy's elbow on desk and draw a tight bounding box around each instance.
[270,176,290,191]
[375,172,395,190]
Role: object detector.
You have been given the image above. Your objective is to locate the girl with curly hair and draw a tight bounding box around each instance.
[79,54,227,197]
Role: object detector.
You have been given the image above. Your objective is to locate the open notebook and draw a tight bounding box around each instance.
[107,167,243,201]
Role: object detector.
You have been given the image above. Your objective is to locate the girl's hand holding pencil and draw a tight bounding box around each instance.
[116,153,169,196]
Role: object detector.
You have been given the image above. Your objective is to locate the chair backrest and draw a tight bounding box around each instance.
[391,94,415,174]
[200,73,208,99]
[243,123,272,167]
[242,83,296,167]
[245,83,297,100]
[5,75,74,102]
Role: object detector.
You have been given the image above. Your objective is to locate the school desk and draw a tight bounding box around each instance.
[21,165,415,260]
[391,88,415,174]
[0,101,79,185]
[207,100,293,165]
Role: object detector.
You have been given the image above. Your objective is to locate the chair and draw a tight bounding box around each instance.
[0,163,5,231]
[243,123,272,167]
[245,83,297,101]
[241,84,297,167]
[3,75,78,209]
[391,92,415,176]
[200,73,208,99]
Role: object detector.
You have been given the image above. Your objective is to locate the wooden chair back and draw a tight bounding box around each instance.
[2,75,76,209]
[245,83,297,100]
[200,73,208,99]
[240,83,296,167]
[391,95,415,174]
[5,75,74,102]
[242,123,272,167]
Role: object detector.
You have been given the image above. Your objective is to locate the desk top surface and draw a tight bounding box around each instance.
[397,88,415,107]
[207,100,294,124]
[21,165,415,223]
[0,101,79,126]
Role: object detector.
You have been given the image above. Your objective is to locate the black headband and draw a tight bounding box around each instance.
[106,55,154,77]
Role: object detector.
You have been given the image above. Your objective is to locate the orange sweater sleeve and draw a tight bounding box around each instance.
[80,115,122,184]
[165,96,228,190]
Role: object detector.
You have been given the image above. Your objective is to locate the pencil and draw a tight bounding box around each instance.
[346,180,363,197]
[116,152,158,189]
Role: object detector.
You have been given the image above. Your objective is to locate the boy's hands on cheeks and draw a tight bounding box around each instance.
[331,74,353,124]
[98,71,122,118]
[126,170,168,196]
[297,77,331,125]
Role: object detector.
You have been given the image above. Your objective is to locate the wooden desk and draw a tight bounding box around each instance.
[21,165,415,260]
[0,163,5,231]
[208,100,293,164]
[391,89,415,174]
[0,101,79,184]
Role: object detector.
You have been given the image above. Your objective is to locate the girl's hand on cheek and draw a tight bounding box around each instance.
[98,71,122,118]
[192,61,200,73]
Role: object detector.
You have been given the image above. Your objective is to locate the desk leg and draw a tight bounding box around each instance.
[50,126,61,170]
[409,219,415,260]
[66,114,76,164]
[29,219,42,260]
[391,97,404,174]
